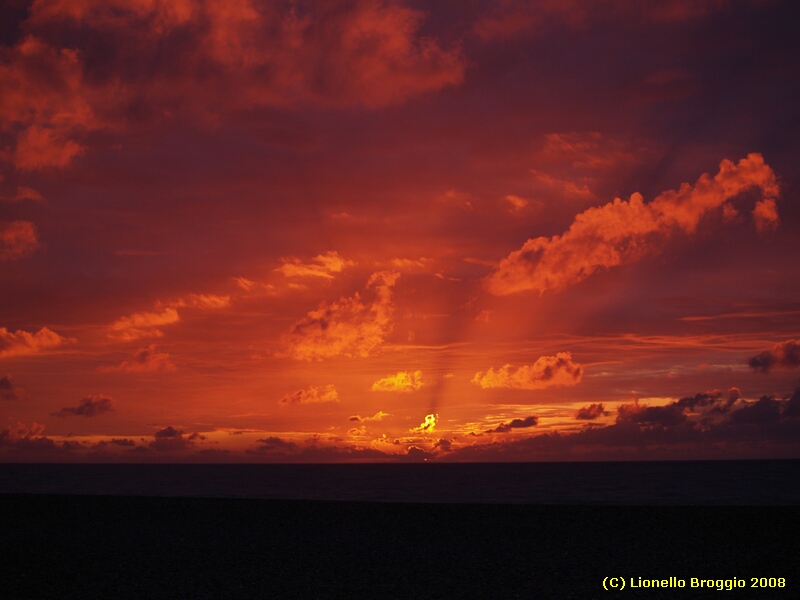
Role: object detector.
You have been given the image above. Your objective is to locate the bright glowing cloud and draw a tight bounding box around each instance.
[411,413,437,434]
[0,327,72,358]
[486,154,779,295]
[370,370,424,393]
[472,352,583,390]
[0,221,40,260]
[279,384,339,405]
[276,251,355,279]
[281,271,399,360]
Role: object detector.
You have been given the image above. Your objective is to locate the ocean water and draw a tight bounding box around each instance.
[1,460,798,504]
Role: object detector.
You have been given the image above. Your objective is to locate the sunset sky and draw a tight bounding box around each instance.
[2,0,799,462]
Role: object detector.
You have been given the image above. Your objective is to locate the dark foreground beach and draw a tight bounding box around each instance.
[1,494,796,599]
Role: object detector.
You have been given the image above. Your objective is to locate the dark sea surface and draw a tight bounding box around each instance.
[1,459,798,504]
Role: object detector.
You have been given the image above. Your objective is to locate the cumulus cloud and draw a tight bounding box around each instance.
[107,292,229,341]
[1,0,464,171]
[485,154,779,295]
[487,415,538,433]
[149,425,196,451]
[433,438,452,452]
[52,395,114,418]
[0,421,50,450]
[748,340,800,372]
[102,345,176,372]
[349,411,391,423]
[0,326,72,358]
[729,396,783,425]
[108,308,180,341]
[247,436,298,454]
[410,413,437,434]
[752,198,779,234]
[0,375,17,401]
[281,271,399,360]
[276,251,355,279]
[616,399,687,427]
[472,352,583,390]
[370,370,423,393]
[575,403,605,420]
[0,221,40,260]
[279,384,339,405]
[168,294,231,310]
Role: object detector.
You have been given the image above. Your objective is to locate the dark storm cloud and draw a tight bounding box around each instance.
[748,340,800,372]
[575,403,605,420]
[434,438,452,452]
[616,401,686,427]
[443,387,800,461]
[52,395,114,417]
[149,426,197,451]
[728,396,782,425]
[0,374,17,400]
[486,416,538,433]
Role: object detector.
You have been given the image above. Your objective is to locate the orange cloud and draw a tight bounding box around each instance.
[486,154,779,295]
[108,292,228,340]
[0,327,71,358]
[472,352,583,390]
[275,251,355,279]
[168,293,231,309]
[0,221,40,260]
[370,370,423,393]
[349,411,391,423]
[281,271,399,360]
[279,384,339,405]
[108,308,180,341]
[102,345,176,373]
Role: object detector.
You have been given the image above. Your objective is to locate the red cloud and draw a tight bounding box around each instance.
[2,0,464,171]
[485,154,779,295]
[0,221,40,260]
[0,326,72,358]
[102,345,176,373]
